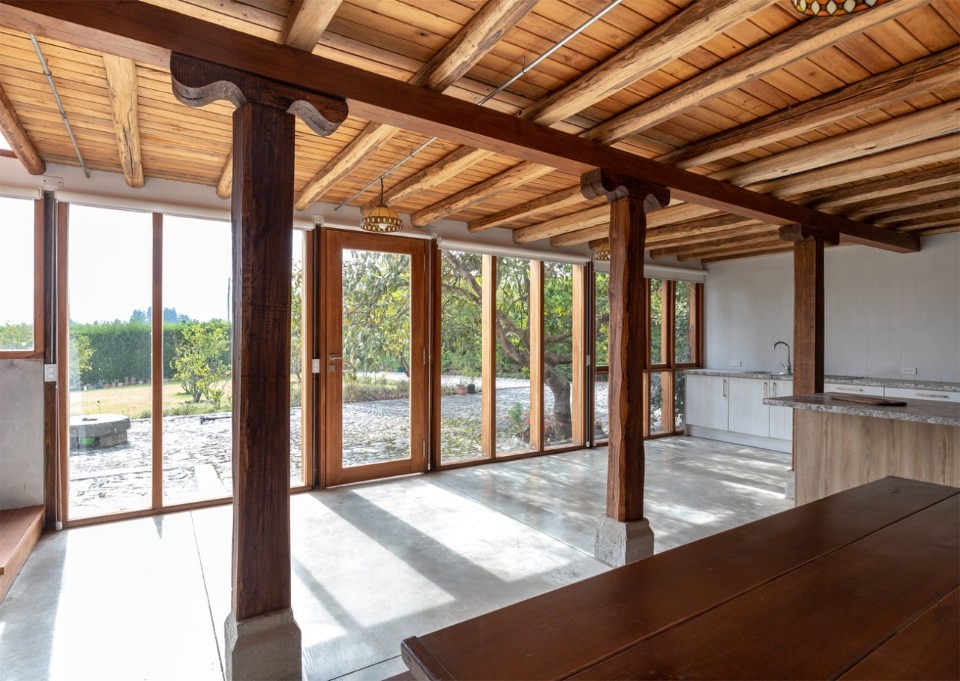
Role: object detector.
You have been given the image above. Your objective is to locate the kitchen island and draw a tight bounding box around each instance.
[766,392,960,505]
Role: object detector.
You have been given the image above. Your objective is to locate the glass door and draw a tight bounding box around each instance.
[322,230,428,486]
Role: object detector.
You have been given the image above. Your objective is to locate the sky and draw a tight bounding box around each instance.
[0,198,302,325]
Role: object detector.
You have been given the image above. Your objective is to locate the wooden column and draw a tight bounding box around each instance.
[171,54,345,679]
[582,169,669,530]
[779,224,839,397]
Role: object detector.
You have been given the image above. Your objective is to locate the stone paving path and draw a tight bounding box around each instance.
[68,380,610,519]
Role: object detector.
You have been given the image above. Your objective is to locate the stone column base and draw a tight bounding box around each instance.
[225,608,302,681]
[594,515,655,567]
[785,473,796,502]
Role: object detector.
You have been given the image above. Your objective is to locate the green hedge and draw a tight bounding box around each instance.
[69,320,231,387]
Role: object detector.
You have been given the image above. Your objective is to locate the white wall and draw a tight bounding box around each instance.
[0,359,45,508]
[705,232,960,382]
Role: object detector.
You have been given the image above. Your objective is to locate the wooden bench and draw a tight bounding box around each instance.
[401,477,960,680]
[0,505,44,603]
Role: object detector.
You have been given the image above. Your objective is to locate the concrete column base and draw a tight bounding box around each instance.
[225,608,302,681]
[594,515,655,567]
[785,474,796,502]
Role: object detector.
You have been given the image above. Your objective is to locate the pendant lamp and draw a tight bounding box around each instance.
[361,178,403,233]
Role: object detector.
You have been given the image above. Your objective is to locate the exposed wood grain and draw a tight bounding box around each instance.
[467,185,588,231]
[792,237,825,398]
[151,212,162,507]
[400,478,960,681]
[585,0,931,145]
[582,169,670,521]
[529,260,543,451]
[481,254,496,456]
[0,80,44,174]
[280,0,343,51]
[570,495,959,680]
[102,53,144,187]
[717,100,960,187]
[513,204,609,244]
[524,0,779,127]
[0,1,920,252]
[814,165,960,213]
[550,203,715,246]
[754,135,959,197]
[661,46,960,169]
[873,196,960,225]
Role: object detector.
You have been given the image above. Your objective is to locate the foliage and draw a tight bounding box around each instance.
[341,250,411,376]
[129,307,191,324]
[0,323,34,352]
[172,321,231,405]
[70,321,152,385]
[291,263,303,406]
[69,334,93,388]
[342,374,409,403]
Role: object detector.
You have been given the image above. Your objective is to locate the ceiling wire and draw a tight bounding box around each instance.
[31,34,91,178]
[334,0,624,211]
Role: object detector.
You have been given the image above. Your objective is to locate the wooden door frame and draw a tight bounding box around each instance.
[320,228,429,487]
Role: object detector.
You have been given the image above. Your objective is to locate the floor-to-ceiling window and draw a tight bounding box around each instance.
[0,195,41,356]
[60,204,311,524]
[592,269,703,443]
[436,248,587,466]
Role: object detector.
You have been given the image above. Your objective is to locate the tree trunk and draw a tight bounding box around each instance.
[544,365,571,439]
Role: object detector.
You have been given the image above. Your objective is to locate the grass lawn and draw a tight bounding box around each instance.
[69,381,222,418]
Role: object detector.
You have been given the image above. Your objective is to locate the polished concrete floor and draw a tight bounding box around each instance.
[0,437,792,681]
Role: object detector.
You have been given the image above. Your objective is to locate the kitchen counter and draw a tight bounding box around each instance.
[683,369,960,393]
[765,393,960,427]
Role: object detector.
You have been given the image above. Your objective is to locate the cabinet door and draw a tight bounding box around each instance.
[884,387,960,403]
[685,375,728,430]
[824,382,884,397]
[768,379,793,440]
[728,377,769,436]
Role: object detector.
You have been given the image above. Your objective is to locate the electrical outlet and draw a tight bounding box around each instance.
[731,360,742,367]
[900,367,917,375]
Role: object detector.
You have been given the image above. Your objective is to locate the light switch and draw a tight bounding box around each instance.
[311,358,321,374]
[44,363,57,382]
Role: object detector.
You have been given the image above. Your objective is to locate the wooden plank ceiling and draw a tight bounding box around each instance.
[0,0,956,263]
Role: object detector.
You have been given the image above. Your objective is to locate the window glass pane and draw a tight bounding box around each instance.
[649,278,665,365]
[67,205,153,519]
[340,249,412,467]
[675,370,686,431]
[544,262,573,447]
[649,370,671,436]
[162,215,233,506]
[290,230,305,486]
[0,197,36,352]
[496,257,533,454]
[675,280,694,364]
[439,250,485,463]
[594,272,609,367]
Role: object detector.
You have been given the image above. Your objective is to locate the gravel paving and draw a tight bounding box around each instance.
[68,379,610,519]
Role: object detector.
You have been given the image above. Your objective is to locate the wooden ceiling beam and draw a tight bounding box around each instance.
[809,165,960,213]
[296,0,538,210]
[280,0,343,51]
[550,204,717,247]
[513,204,610,244]
[653,231,780,259]
[468,184,591,232]
[0,81,44,174]
[584,0,930,145]
[522,0,778,127]
[890,214,960,231]
[846,187,960,220]
[0,0,918,252]
[660,46,960,169]
[716,101,959,188]
[872,198,960,226]
[753,135,959,198]
[701,245,795,264]
[389,0,778,219]
[102,53,144,188]
[678,240,790,262]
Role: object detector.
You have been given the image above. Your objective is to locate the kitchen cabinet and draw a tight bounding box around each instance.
[824,382,884,397]
[728,378,769,437]
[768,379,793,440]
[883,386,960,403]
[685,374,728,431]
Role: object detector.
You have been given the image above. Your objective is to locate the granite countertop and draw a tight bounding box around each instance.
[683,369,960,392]
[764,394,960,427]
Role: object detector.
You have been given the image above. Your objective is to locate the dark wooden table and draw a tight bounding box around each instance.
[401,476,959,680]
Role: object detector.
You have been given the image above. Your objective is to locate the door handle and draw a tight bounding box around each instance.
[329,353,342,360]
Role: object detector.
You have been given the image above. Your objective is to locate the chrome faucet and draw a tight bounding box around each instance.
[774,340,792,375]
